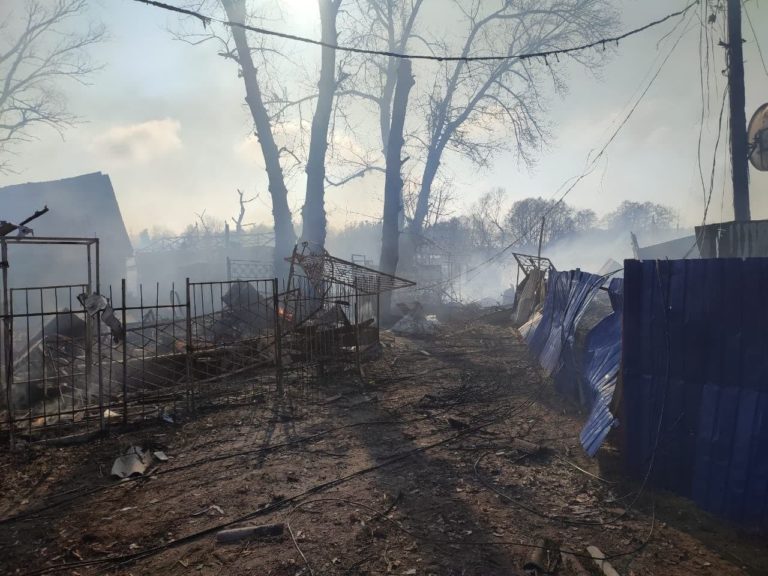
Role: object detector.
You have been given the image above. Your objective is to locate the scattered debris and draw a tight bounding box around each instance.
[587,545,621,576]
[447,417,469,431]
[77,292,124,343]
[348,394,379,407]
[110,446,150,479]
[523,538,558,575]
[215,523,285,544]
[191,504,224,517]
[511,438,541,455]
[152,450,169,462]
[0,314,756,576]
[560,552,591,576]
[392,303,439,336]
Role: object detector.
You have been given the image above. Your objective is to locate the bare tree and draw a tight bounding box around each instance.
[402,175,455,229]
[231,188,256,233]
[506,196,595,247]
[469,187,509,251]
[356,0,425,151]
[220,0,297,275]
[409,0,617,235]
[603,201,676,232]
[379,58,414,315]
[300,0,342,249]
[0,0,104,173]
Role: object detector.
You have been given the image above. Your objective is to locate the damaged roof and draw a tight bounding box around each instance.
[0,171,133,258]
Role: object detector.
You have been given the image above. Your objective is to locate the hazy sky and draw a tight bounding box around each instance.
[1,0,767,237]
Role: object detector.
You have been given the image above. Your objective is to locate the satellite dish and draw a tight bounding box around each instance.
[748,103,768,171]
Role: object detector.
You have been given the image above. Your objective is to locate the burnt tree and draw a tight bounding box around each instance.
[301,0,342,250]
[409,0,616,236]
[221,0,296,276]
[379,58,414,316]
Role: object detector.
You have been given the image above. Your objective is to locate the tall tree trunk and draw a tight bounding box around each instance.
[221,0,296,278]
[301,0,340,250]
[399,144,441,273]
[379,59,414,319]
[411,144,443,235]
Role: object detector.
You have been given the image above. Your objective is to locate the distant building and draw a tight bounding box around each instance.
[0,172,133,289]
[134,230,274,289]
[631,232,699,260]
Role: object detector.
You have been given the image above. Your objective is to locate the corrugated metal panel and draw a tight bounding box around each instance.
[526,270,605,376]
[524,270,620,457]
[622,258,768,530]
[579,278,623,457]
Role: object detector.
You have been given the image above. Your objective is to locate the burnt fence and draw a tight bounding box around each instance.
[1,278,281,446]
[0,243,413,447]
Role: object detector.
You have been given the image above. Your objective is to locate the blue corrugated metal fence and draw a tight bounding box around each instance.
[524,270,621,456]
[579,278,623,457]
[623,258,768,530]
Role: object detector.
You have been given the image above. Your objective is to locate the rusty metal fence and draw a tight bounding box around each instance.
[1,278,281,445]
[279,273,380,382]
[187,279,280,406]
[0,239,413,446]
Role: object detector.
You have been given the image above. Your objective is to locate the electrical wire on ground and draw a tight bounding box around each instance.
[0,406,472,526]
[282,494,655,576]
[18,395,538,575]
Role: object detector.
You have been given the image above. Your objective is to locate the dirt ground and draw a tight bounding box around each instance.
[1,314,766,575]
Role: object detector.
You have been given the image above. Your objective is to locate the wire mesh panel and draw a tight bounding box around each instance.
[188,279,279,406]
[2,285,98,439]
[294,249,414,294]
[98,281,189,427]
[226,258,275,280]
[280,273,380,385]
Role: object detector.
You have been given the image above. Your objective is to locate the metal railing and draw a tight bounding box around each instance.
[1,278,281,445]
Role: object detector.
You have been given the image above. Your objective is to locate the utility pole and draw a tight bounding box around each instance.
[727,0,751,221]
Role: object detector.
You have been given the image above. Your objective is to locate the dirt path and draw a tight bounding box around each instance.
[0,317,763,575]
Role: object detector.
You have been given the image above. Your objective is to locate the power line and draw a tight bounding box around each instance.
[131,0,698,63]
[702,85,729,225]
[743,0,768,77]
[422,8,695,290]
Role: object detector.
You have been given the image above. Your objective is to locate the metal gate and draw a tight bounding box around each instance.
[1,276,281,445]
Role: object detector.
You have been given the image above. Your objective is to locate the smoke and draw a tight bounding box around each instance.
[91,118,182,163]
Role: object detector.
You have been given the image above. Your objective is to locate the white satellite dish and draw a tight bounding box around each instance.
[748,103,768,171]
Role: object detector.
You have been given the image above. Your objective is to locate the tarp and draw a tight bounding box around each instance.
[623,258,768,530]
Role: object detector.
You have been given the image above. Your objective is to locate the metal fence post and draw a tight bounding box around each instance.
[185,278,194,411]
[121,279,128,426]
[83,271,94,433]
[355,285,362,377]
[96,305,104,434]
[1,239,12,448]
[272,278,283,396]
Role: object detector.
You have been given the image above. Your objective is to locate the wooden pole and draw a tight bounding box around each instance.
[727,0,751,221]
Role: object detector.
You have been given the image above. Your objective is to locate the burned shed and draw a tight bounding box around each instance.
[0,172,133,288]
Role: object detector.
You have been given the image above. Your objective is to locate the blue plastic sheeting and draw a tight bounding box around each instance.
[579,278,623,457]
[525,270,605,376]
[623,258,768,530]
